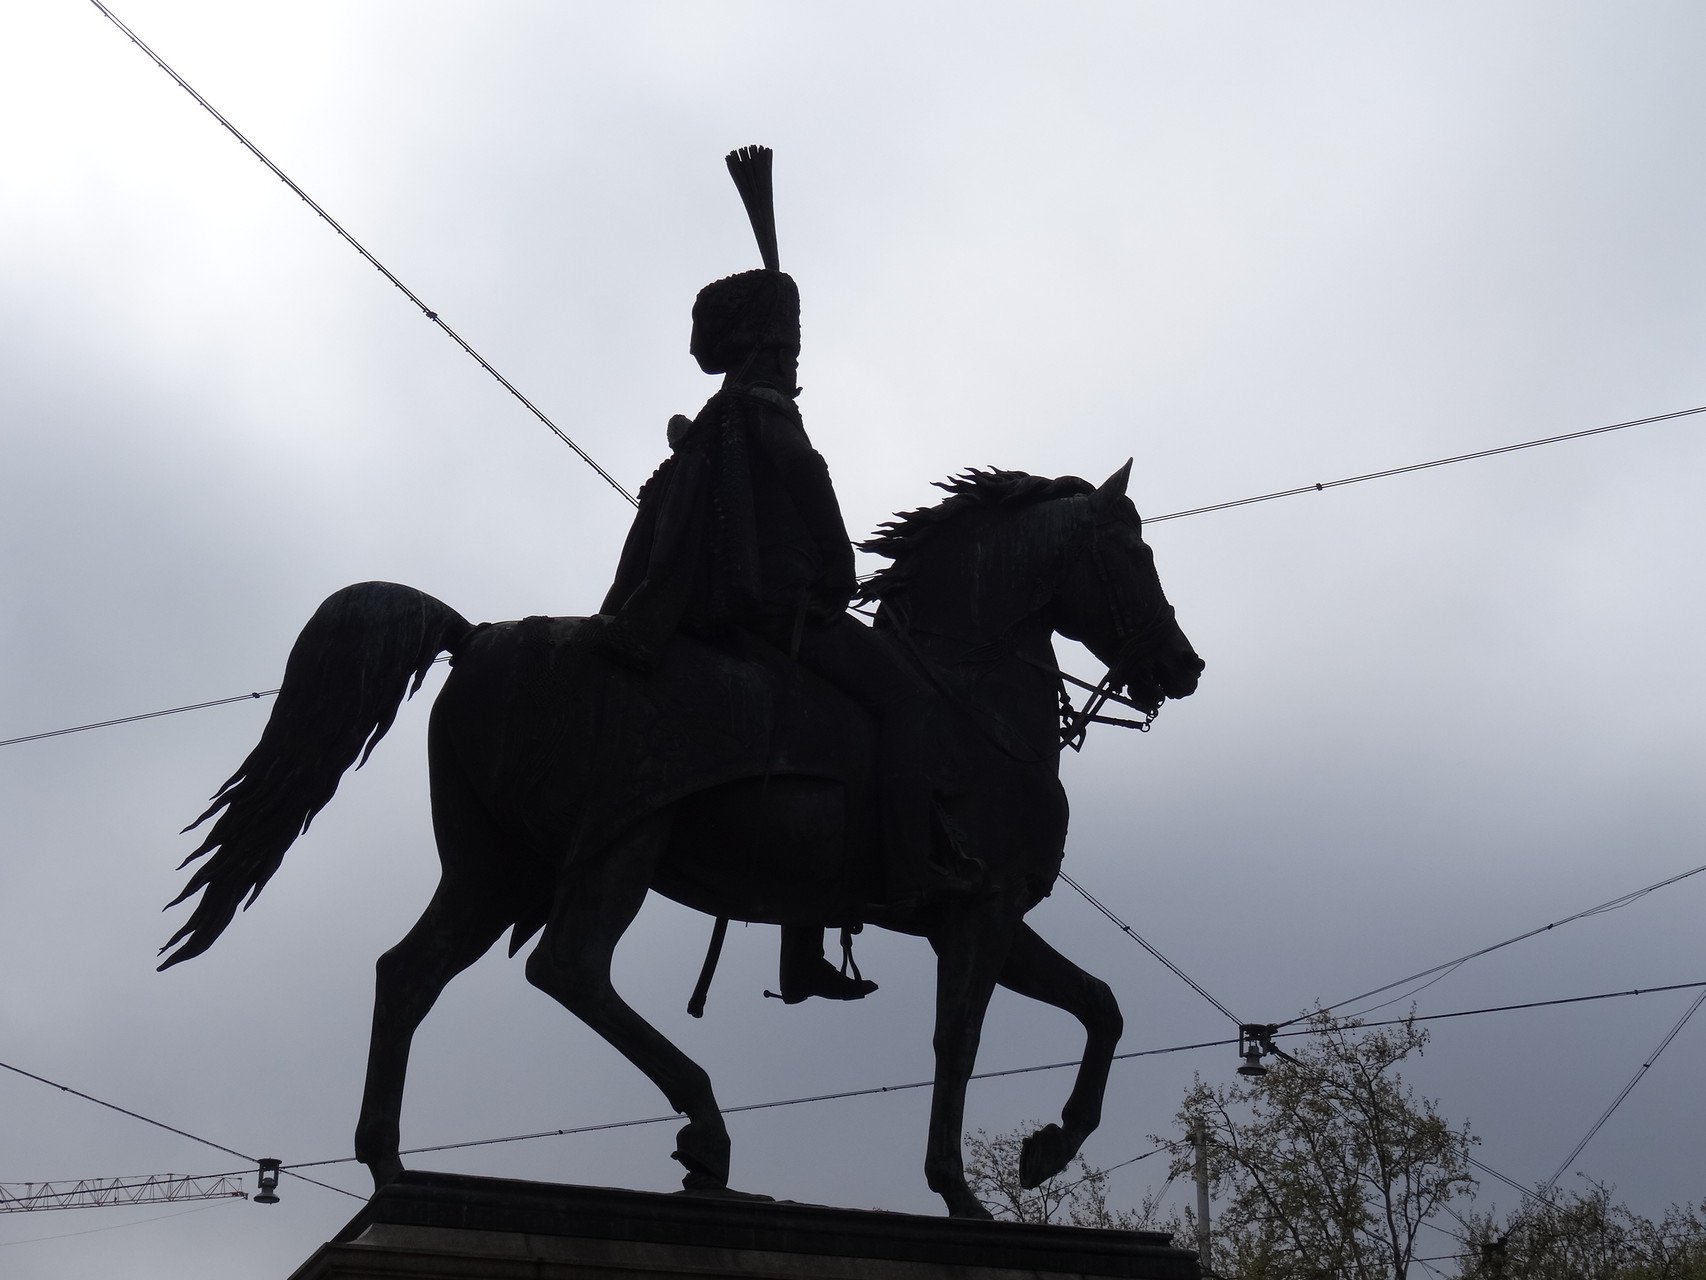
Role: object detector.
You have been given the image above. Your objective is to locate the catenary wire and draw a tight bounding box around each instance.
[1281,860,1706,1028]
[4,402,1700,750]
[47,7,1706,1217]
[1466,1154,1558,1209]
[107,0,1695,527]
[1271,981,1706,1039]
[0,656,448,749]
[1141,404,1706,525]
[0,690,279,748]
[84,0,636,508]
[281,1039,1249,1169]
[1541,986,1706,1195]
[17,981,1684,1194]
[0,1061,363,1201]
[1058,871,1241,1024]
[279,979,1698,1171]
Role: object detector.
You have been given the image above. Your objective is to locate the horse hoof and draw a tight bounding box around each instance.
[676,1177,775,1203]
[364,1156,404,1193]
[1020,1123,1072,1189]
[671,1120,732,1186]
[946,1194,995,1220]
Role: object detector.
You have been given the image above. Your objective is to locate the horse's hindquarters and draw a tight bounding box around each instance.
[651,776,872,925]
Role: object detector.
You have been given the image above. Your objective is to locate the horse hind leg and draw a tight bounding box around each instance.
[996,922,1124,1189]
[354,873,513,1190]
[524,812,736,1193]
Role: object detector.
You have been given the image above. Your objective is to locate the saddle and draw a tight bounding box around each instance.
[453,615,878,865]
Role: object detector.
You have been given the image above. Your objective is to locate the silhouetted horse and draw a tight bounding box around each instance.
[161,464,1202,1218]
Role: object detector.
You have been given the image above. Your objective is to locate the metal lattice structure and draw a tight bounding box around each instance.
[0,1174,247,1212]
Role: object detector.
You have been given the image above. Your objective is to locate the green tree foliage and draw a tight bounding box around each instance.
[1173,1013,1475,1280]
[1461,1182,1706,1280]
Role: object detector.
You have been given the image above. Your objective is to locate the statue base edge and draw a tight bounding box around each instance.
[286,1170,1199,1280]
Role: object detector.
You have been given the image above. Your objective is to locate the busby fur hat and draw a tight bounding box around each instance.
[690,145,798,374]
[690,270,799,374]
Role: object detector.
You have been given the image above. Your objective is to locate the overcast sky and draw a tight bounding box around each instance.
[4,3,1705,1276]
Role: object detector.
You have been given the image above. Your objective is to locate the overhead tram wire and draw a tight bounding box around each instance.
[0,1060,363,1202]
[7,400,1703,752]
[1141,404,1706,526]
[0,657,448,749]
[1542,985,1706,1195]
[1272,980,1706,1037]
[14,980,1690,1194]
[6,391,1704,752]
[85,0,636,509]
[1282,859,1706,1029]
[0,689,279,748]
[282,979,1702,1170]
[53,6,1706,1208]
[1057,871,1242,1025]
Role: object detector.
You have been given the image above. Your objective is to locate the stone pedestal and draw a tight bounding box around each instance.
[287,1171,1198,1280]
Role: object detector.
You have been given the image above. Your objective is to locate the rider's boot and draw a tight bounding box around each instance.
[773,926,877,1003]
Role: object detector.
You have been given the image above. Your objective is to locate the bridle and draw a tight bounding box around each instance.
[879,493,1181,758]
[1050,505,1177,750]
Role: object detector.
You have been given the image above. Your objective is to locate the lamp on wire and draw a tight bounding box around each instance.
[1237,1024,1284,1077]
[253,1158,281,1205]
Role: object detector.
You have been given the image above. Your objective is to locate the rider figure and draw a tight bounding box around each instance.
[582,149,973,1003]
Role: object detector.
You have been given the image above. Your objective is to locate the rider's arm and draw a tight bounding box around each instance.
[751,417,857,609]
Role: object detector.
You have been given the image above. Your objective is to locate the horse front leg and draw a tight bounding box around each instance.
[524,812,735,1193]
[924,898,1019,1219]
[996,922,1123,1188]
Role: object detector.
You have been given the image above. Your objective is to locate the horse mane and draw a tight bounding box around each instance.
[858,468,1095,602]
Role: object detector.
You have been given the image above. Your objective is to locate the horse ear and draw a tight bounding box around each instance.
[1093,459,1133,512]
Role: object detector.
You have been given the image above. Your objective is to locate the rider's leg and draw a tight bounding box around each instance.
[748,611,972,1003]
[788,614,979,905]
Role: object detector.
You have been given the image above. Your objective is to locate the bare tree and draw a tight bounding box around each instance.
[1173,1012,1475,1280]
[962,1123,1149,1228]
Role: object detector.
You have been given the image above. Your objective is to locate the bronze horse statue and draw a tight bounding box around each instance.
[160,463,1203,1218]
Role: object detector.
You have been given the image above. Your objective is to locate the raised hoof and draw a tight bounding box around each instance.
[1020,1123,1073,1189]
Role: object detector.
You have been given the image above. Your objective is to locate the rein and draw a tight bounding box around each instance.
[876,499,1177,758]
[1029,653,1160,751]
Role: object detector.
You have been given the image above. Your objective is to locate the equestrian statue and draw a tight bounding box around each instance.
[159,147,1205,1219]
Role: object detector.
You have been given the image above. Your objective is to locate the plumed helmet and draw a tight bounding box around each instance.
[689,146,798,374]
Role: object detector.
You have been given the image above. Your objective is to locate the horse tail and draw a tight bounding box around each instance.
[158,581,473,970]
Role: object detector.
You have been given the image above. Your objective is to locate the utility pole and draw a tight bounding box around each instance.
[1193,1120,1211,1275]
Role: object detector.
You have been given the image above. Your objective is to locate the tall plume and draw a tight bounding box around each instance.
[725,145,779,272]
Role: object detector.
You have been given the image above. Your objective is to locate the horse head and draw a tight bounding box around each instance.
[1050,461,1203,714]
[861,464,1202,720]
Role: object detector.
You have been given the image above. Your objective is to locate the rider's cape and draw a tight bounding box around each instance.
[600,387,857,662]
